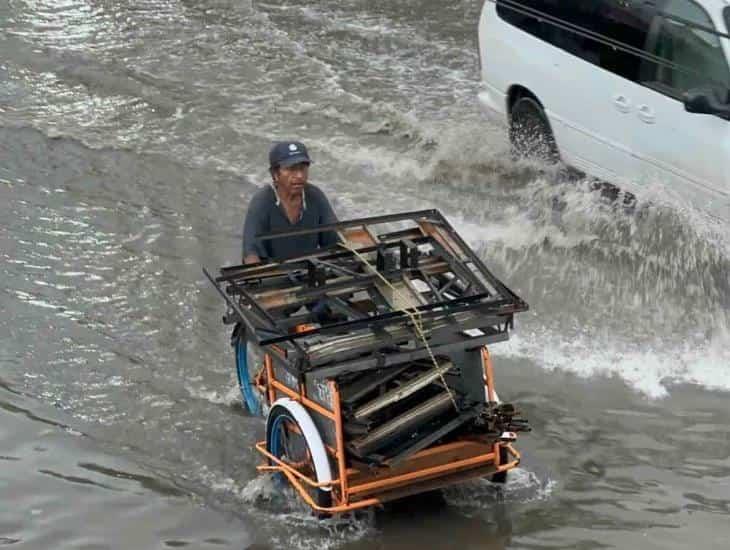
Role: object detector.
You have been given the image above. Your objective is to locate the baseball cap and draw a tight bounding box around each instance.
[269,141,312,169]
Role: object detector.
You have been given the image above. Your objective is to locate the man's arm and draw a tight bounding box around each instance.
[242,193,269,264]
[244,253,260,264]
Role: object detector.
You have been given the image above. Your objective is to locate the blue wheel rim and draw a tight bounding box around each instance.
[235,339,261,415]
[267,412,290,485]
[268,414,286,457]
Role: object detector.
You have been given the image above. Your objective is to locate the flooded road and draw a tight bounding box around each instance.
[1,1,729,548]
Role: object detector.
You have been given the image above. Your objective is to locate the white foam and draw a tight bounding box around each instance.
[419,165,730,399]
[443,467,556,512]
[185,377,242,407]
[223,120,725,400]
[237,476,373,550]
[678,324,730,392]
[494,308,730,400]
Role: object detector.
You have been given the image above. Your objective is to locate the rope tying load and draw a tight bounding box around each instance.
[338,240,460,413]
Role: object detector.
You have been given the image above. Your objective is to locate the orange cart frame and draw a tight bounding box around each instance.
[252,346,521,514]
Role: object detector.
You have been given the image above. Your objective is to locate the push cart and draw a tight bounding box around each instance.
[204,210,530,514]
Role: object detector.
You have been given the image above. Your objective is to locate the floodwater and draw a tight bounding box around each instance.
[1,1,729,549]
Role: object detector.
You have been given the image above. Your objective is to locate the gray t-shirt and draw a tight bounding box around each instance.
[242,184,339,262]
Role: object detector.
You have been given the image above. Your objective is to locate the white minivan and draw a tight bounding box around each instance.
[478,0,730,221]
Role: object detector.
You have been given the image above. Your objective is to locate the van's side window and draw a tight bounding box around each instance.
[641,0,730,97]
[495,0,550,40]
[597,2,652,81]
[496,1,652,82]
[496,0,606,63]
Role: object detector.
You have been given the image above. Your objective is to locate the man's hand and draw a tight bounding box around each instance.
[244,254,261,265]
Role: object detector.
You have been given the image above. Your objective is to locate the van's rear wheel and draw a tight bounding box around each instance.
[509,96,559,163]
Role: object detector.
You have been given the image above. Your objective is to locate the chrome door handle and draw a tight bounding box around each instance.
[613,94,631,113]
[637,105,655,124]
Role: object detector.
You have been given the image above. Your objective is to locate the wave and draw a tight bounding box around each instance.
[322,116,730,398]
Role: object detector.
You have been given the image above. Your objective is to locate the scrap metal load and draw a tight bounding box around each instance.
[205,210,530,512]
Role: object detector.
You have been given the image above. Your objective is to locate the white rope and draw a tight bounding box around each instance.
[339,241,459,412]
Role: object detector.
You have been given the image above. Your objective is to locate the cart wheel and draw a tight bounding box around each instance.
[491,445,510,484]
[235,337,261,415]
[266,400,333,514]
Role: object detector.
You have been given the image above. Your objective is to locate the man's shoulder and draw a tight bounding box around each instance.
[248,185,276,210]
[251,185,276,202]
[306,184,331,205]
[244,186,276,228]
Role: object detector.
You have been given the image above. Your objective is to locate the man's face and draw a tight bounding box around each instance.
[273,163,309,196]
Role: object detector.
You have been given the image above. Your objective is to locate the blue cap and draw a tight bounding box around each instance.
[269,141,312,169]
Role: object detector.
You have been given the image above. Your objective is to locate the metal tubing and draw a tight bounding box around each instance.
[353,360,454,419]
[258,437,520,513]
[255,209,440,242]
[339,364,413,404]
[279,468,381,514]
[259,291,505,346]
[202,267,262,338]
[268,377,336,421]
[255,442,338,489]
[329,380,349,504]
[257,437,519,514]
[264,354,276,406]
[349,392,453,455]
[481,346,497,403]
[431,211,528,311]
[504,442,521,462]
[304,314,507,368]
[309,330,509,379]
[386,407,482,466]
[347,448,498,496]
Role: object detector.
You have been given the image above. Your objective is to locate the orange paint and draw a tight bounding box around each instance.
[329,380,349,504]
[481,346,497,402]
[347,449,497,496]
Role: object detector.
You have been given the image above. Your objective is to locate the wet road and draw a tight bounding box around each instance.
[1,1,729,548]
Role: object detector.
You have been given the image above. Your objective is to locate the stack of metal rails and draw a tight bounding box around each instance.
[205,210,530,469]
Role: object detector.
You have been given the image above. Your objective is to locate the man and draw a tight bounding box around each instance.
[234,142,340,413]
[242,141,339,264]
